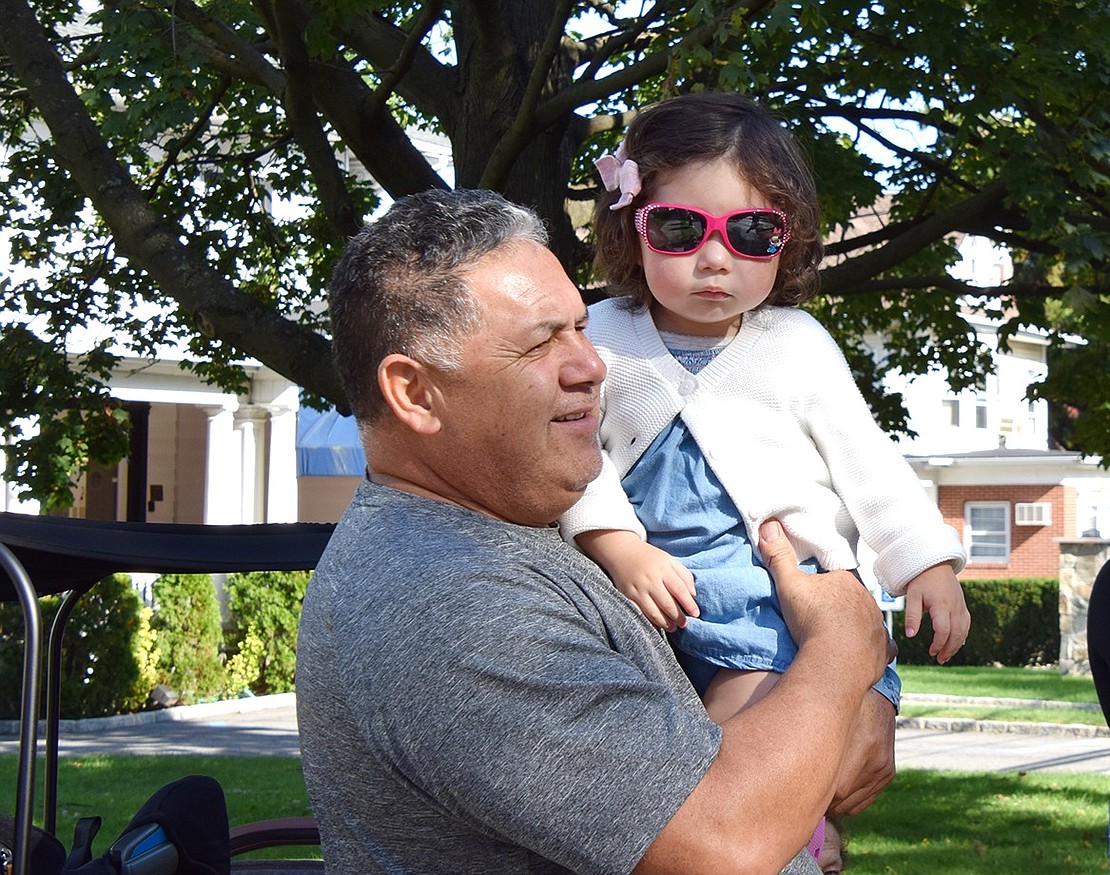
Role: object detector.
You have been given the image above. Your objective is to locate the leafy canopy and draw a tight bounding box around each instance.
[0,0,1108,506]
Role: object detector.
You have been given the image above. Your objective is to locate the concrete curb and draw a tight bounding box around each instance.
[902,692,1102,711]
[898,692,1109,738]
[0,692,295,737]
[896,716,1110,738]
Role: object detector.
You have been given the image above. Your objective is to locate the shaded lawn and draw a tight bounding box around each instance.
[846,769,1110,874]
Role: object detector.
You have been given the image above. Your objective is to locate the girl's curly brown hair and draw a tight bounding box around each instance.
[593,92,823,311]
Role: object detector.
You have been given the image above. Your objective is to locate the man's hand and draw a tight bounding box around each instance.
[904,563,970,664]
[576,529,698,631]
[830,688,896,815]
[758,520,892,688]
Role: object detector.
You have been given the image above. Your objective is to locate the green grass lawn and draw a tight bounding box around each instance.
[898,664,1106,727]
[0,755,316,861]
[847,769,1110,874]
[2,667,1108,871]
[2,755,1108,873]
[898,664,1101,704]
[899,702,1107,726]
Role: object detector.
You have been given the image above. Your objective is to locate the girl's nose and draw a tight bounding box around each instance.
[696,231,733,269]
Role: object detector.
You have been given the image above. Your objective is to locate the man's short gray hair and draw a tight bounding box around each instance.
[329,189,549,423]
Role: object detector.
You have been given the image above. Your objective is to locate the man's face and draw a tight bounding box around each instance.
[425,241,606,527]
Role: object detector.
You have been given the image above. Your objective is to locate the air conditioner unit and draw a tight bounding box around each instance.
[1015,502,1052,526]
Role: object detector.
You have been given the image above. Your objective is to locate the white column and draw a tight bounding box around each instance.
[266,398,299,523]
[235,406,268,524]
[203,403,240,524]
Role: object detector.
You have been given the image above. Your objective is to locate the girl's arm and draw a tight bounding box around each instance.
[559,451,645,542]
[576,529,699,631]
[799,321,965,592]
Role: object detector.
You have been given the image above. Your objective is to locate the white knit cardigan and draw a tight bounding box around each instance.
[560,300,966,595]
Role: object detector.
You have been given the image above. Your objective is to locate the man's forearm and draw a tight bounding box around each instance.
[636,637,874,874]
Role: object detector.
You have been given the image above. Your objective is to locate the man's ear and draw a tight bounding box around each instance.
[377,354,443,435]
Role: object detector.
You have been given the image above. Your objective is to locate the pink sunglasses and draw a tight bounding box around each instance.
[634,203,790,260]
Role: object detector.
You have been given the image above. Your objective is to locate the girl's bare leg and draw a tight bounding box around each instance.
[702,667,781,724]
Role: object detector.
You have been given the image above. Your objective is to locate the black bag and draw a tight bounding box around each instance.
[0,813,67,875]
[3,774,230,875]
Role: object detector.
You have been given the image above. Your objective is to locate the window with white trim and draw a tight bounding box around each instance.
[965,501,1010,563]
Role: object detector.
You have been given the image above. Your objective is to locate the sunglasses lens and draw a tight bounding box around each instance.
[644,207,708,253]
[726,211,787,257]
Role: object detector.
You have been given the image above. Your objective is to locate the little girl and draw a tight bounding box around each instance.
[560,91,969,753]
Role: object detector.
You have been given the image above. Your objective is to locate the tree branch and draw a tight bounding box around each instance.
[161,0,285,93]
[821,180,1009,295]
[271,0,360,238]
[307,58,449,198]
[325,2,455,121]
[362,0,445,121]
[827,273,1087,301]
[0,0,345,406]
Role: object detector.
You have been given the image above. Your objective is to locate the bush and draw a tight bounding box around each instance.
[150,573,225,704]
[0,574,157,719]
[224,570,310,696]
[894,576,1059,666]
[57,574,159,717]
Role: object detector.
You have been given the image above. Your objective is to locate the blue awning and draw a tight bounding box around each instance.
[296,406,366,477]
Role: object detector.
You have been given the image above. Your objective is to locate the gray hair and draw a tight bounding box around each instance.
[329,189,548,423]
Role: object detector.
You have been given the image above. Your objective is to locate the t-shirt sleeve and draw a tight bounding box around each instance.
[336,565,721,874]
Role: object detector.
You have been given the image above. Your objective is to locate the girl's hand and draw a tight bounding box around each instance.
[903,563,971,664]
[575,529,697,631]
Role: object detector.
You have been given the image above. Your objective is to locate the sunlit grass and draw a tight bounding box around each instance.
[900,703,1106,727]
[898,664,1100,704]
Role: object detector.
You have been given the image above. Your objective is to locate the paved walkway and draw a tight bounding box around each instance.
[4,694,1110,775]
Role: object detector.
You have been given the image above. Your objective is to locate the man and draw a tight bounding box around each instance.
[296,188,894,874]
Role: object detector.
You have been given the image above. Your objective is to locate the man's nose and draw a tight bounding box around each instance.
[565,333,606,386]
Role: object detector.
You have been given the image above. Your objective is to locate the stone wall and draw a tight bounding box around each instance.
[1059,539,1110,675]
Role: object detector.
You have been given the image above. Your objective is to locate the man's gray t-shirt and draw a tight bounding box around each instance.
[296,480,723,874]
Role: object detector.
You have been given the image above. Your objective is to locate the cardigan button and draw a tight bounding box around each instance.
[678,376,697,396]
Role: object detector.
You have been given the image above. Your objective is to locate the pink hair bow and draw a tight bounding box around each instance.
[594,142,641,210]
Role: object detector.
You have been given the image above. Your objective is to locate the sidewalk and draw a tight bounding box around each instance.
[3,693,1110,774]
[0,693,301,758]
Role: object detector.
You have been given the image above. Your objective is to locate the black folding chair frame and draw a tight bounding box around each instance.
[0,513,335,875]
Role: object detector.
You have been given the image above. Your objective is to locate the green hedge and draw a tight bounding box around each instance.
[3,568,317,719]
[150,572,226,704]
[224,569,311,696]
[893,577,1059,667]
[0,574,157,719]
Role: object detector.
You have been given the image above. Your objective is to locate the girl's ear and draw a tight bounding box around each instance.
[377,354,443,435]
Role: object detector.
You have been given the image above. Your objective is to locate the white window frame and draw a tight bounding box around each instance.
[965,501,1010,564]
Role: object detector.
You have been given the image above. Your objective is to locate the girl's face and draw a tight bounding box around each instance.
[639,158,780,337]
